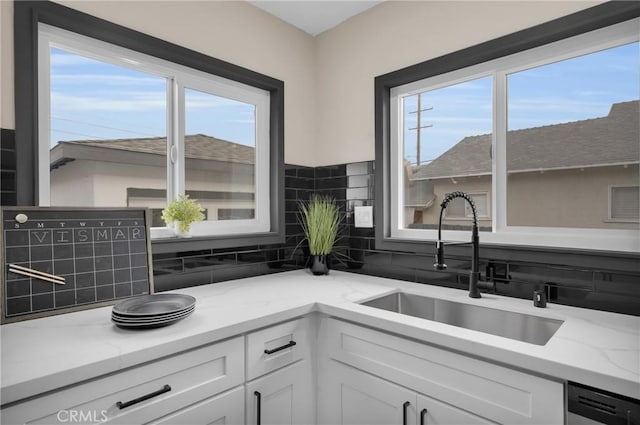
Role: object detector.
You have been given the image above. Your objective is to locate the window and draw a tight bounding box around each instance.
[505,43,639,230]
[444,192,490,221]
[610,186,640,221]
[15,1,284,251]
[39,24,270,239]
[44,45,169,211]
[218,209,255,220]
[377,5,639,253]
[396,76,492,231]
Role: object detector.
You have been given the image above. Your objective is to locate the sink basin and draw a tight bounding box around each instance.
[360,292,563,345]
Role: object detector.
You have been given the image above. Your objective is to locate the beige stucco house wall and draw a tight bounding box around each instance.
[413,165,638,231]
[50,142,256,224]
[507,165,638,230]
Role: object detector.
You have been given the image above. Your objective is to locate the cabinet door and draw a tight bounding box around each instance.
[148,387,244,425]
[319,360,417,425]
[246,361,313,425]
[323,318,564,424]
[416,394,495,425]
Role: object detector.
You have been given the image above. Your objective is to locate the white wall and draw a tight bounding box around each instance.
[0,0,602,167]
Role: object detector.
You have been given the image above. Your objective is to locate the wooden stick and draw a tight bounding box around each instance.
[8,264,65,285]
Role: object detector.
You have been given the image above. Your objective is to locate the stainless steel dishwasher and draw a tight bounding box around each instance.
[568,382,640,425]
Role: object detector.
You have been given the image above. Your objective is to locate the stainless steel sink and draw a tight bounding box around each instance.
[360,292,563,345]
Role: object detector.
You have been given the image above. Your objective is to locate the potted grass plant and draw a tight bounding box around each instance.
[298,194,342,275]
[162,194,205,237]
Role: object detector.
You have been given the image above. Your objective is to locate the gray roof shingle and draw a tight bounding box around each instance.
[412,100,639,179]
[59,134,255,164]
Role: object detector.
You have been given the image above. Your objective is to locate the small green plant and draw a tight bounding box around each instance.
[162,195,205,233]
[298,194,342,255]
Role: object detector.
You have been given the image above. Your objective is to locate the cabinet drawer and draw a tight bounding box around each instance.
[1,336,244,425]
[323,318,563,424]
[148,386,244,425]
[246,317,310,380]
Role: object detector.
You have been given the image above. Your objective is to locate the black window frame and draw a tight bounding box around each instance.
[374,1,640,256]
[14,0,285,253]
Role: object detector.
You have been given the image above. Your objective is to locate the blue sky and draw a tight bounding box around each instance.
[49,47,256,148]
[403,42,639,165]
[50,42,638,160]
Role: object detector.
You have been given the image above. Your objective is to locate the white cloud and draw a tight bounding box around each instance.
[51,92,166,112]
[52,74,164,87]
[508,97,607,115]
[50,52,100,67]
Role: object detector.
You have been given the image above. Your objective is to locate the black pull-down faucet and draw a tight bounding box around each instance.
[434,191,493,298]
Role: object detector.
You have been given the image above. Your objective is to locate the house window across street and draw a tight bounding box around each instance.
[610,186,640,221]
[444,192,490,221]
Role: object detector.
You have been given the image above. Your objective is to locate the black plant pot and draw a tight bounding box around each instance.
[310,255,329,275]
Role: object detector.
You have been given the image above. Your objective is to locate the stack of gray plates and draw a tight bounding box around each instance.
[112,294,196,329]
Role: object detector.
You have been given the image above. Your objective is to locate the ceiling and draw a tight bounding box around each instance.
[248,1,384,36]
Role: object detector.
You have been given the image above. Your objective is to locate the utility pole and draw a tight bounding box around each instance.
[409,94,433,166]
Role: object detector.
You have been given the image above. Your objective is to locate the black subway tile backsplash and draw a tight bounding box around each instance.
[316,176,347,190]
[286,176,315,190]
[3,133,633,316]
[346,187,369,200]
[346,161,372,176]
[348,175,370,188]
[305,161,639,316]
[415,269,462,289]
[1,129,17,206]
[314,164,346,178]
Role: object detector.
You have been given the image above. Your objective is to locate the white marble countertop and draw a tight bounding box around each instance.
[1,269,639,405]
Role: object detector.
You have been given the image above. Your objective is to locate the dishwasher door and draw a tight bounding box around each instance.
[567,382,640,425]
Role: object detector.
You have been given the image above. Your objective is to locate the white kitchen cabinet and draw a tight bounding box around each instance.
[416,394,495,425]
[1,337,244,425]
[148,386,244,425]
[246,361,314,425]
[320,360,493,425]
[245,317,314,425]
[246,317,311,381]
[318,317,564,424]
[320,359,415,425]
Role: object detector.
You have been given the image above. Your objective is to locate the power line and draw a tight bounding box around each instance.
[407,94,434,166]
[51,116,161,138]
[51,128,108,141]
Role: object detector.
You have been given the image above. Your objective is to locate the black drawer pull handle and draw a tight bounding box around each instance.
[403,401,411,425]
[264,340,296,355]
[420,408,428,425]
[254,391,261,425]
[116,384,171,410]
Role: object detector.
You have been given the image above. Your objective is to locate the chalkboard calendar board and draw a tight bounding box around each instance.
[1,208,154,323]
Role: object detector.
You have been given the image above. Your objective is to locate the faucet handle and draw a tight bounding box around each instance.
[433,261,447,270]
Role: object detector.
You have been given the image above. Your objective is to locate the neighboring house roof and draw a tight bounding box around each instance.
[412,100,639,180]
[50,134,255,168]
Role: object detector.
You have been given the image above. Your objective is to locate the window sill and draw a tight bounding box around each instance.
[151,231,284,254]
